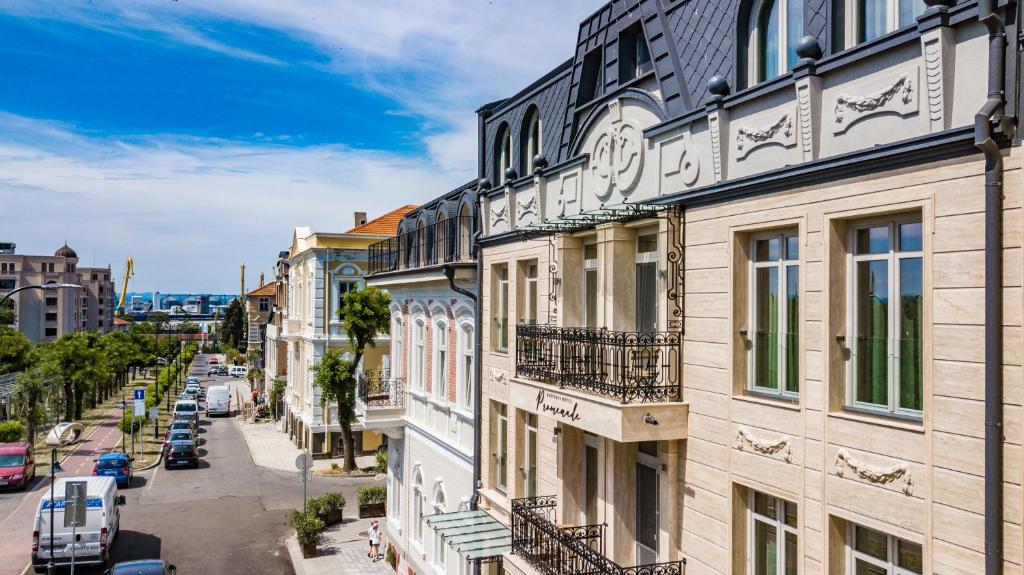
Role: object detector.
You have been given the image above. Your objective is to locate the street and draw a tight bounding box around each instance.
[0,354,378,574]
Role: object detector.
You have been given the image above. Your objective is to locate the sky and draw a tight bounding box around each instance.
[0,0,595,293]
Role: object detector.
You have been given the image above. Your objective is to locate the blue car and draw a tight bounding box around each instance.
[93,452,133,487]
[105,560,177,574]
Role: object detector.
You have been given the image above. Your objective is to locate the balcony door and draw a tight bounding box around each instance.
[635,441,659,565]
[635,233,658,333]
[583,242,598,328]
[583,433,599,526]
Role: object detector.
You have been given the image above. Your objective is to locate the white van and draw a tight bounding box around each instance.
[172,400,199,422]
[205,385,231,417]
[31,476,124,572]
[229,365,247,378]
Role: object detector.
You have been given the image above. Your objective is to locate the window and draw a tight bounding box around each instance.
[434,318,449,403]
[577,48,603,105]
[458,324,474,410]
[0,263,13,274]
[493,265,509,352]
[98,298,104,306]
[496,125,512,184]
[43,262,54,273]
[91,273,98,281]
[389,458,402,522]
[749,0,803,83]
[523,261,539,325]
[846,523,922,574]
[636,234,659,333]
[749,232,800,397]
[522,412,538,498]
[412,468,424,546]
[259,297,270,312]
[0,279,15,291]
[44,327,57,338]
[523,109,543,174]
[337,281,356,311]
[392,316,404,379]
[584,243,599,329]
[847,217,923,416]
[854,0,924,43]
[432,489,447,571]
[748,490,798,575]
[45,312,57,322]
[45,296,57,307]
[618,23,652,83]
[412,318,426,391]
[98,285,104,295]
[495,403,508,493]
[98,320,104,328]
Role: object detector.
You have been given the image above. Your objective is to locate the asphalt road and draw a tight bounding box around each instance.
[1,354,379,575]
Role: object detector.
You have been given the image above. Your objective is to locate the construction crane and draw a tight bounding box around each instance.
[115,257,134,316]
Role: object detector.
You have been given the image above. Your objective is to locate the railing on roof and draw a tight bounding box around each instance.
[368,215,475,275]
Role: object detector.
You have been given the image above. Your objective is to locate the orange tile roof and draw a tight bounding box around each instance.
[113,317,132,326]
[346,205,417,236]
[247,283,277,297]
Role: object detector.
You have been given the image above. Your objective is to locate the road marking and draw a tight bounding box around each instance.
[147,458,160,491]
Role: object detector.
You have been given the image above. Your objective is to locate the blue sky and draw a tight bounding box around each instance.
[0,0,593,292]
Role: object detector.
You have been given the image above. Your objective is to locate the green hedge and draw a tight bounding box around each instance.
[290,510,324,546]
[117,415,148,434]
[0,420,26,442]
[357,485,386,506]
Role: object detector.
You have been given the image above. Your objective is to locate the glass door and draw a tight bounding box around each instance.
[584,433,599,526]
[635,442,659,565]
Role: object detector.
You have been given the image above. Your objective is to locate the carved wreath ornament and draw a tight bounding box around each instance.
[834,74,914,125]
[736,427,793,463]
[834,449,913,496]
[735,114,793,153]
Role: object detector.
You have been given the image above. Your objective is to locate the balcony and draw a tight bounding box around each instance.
[511,496,684,575]
[368,215,474,275]
[355,369,406,431]
[512,325,687,442]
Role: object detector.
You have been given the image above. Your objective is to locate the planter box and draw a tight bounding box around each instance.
[300,542,317,558]
[322,509,344,526]
[358,503,386,518]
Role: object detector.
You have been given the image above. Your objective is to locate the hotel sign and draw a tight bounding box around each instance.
[535,389,581,423]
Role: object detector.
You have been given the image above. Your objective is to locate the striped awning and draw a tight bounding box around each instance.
[424,509,511,561]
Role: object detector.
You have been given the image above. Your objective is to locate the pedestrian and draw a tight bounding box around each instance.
[368,520,381,561]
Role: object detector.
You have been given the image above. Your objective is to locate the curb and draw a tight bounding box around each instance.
[285,535,308,575]
[135,448,164,471]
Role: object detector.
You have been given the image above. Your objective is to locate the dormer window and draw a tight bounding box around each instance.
[523,108,542,174]
[852,0,924,43]
[496,125,512,184]
[748,0,803,83]
[618,23,652,84]
[577,48,603,106]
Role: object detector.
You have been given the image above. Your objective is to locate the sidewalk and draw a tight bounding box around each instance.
[237,420,378,473]
[285,518,392,575]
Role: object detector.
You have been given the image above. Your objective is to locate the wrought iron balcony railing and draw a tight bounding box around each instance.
[357,369,405,408]
[368,215,475,275]
[511,496,684,575]
[515,325,681,404]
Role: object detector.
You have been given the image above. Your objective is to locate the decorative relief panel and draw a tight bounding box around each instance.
[489,196,509,234]
[708,110,726,181]
[661,131,700,187]
[921,28,953,132]
[590,100,645,202]
[735,108,797,160]
[736,427,793,463]
[832,67,920,135]
[834,448,913,496]
[555,172,580,219]
[516,192,539,226]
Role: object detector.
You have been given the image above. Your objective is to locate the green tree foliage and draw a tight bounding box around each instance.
[221,298,246,351]
[176,321,200,335]
[0,420,25,442]
[311,286,390,471]
[13,363,54,444]
[0,298,15,326]
[0,327,32,374]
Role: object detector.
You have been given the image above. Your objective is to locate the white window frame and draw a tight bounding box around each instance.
[845,0,925,46]
[495,403,508,494]
[747,231,800,398]
[412,467,424,547]
[433,316,449,403]
[524,261,539,325]
[845,216,923,418]
[495,265,509,352]
[457,321,474,411]
[526,111,542,174]
[432,488,447,572]
[748,0,799,83]
[845,523,922,575]
[583,240,599,329]
[635,231,660,333]
[391,315,404,379]
[522,412,538,498]
[411,316,426,391]
[747,490,798,575]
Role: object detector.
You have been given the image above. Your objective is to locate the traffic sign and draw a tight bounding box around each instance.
[133,387,145,417]
[133,388,145,401]
[149,406,158,420]
[295,453,314,472]
[63,481,87,528]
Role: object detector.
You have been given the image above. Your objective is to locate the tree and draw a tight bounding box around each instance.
[0,299,15,326]
[13,361,55,445]
[221,298,246,351]
[42,332,108,420]
[0,327,32,374]
[311,286,390,471]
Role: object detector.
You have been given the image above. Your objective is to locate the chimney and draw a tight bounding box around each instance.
[354,212,367,228]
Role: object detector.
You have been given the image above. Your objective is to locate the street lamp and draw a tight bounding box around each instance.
[0,282,82,304]
[47,446,62,575]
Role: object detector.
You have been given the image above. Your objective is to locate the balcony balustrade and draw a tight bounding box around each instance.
[368,215,475,275]
[511,496,684,575]
[515,325,681,404]
[357,369,405,408]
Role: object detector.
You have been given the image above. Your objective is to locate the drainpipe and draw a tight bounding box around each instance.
[976,1,1008,573]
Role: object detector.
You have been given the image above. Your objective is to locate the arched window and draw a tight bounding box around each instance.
[391,315,404,380]
[748,0,802,83]
[457,322,474,411]
[432,488,447,570]
[495,125,511,185]
[433,316,449,403]
[410,315,426,390]
[522,108,542,174]
[458,202,473,260]
[417,217,428,267]
[436,211,449,264]
[851,0,924,44]
[412,467,424,546]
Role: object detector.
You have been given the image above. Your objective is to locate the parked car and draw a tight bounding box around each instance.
[173,399,199,421]
[186,376,199,385]
[163,430,194,450]
[207,367,219,377]
[164,420,196,440]
[217,365,229,375]
[229,365,247,378]
[184,383,202,397]
[175,412,200,432]
[0,443,35,490]
[205,385,231,417]
[31,476,126,573]
[209,357,219,365]
[92,452,133,488]
[164,440,198,469]
[105,560,177,575]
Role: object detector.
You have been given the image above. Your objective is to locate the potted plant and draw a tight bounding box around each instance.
[290,510,324,557]
[357,485,387,518]
[385,543,398,571]
[319,492,346,526]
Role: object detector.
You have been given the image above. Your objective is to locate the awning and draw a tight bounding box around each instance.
[424,509,511,561]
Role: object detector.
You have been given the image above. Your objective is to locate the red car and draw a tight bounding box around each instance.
[209,358,219,365]
[0,442,35,490]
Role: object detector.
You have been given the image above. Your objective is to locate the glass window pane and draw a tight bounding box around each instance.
[856,226,890,254]
[785,265,800,394]
[784,501,798,528]
[637,234,658,253]
[585,269,599,329]
[754,491,777,517]
[855,526,889,561]
[856,260,889,406]
[756,238,781,261]
[898,540,923,573]
[899,222,922,252]
[899,0,925,28]
[636,463,659,549]
[584,244,598,260]
[784,531,798,575]
[753,519,778,575]
[754,266,780,390]
[760,0,781,80]
[899,258,923,411]
[786,0,803,69]
[855,559,887,575]
[860,0,888,42]
[636,262,658,333]
[785,235,799,260]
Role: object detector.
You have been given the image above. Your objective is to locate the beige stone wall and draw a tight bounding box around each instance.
[679,150,1023,575]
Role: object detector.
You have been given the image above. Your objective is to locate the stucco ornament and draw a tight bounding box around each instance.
[490,202,508,227]
[516,194,538,220]
[833,71,917,134]
[664,131,700,186]
[736,427,793,463]
[834,449,913,496]
[736,113,795,159]
[590,100,645,202]
[488,368,506,386]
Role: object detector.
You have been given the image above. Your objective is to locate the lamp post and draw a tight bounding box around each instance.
[47,446,62,575]
[0,282,82,305]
